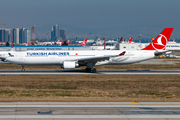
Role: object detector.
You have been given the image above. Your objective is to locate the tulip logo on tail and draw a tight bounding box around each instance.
[141,28,173,51]
[152,34,167,50]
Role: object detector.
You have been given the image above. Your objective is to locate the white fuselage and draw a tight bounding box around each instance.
[6,50,155,66]
[0,51,10,60]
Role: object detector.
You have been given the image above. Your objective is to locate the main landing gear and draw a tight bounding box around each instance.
[85,67,97,73]
[85,62,97,73]
[21,65,25,71]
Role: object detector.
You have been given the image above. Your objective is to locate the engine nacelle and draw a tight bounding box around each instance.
[63,61,79,69]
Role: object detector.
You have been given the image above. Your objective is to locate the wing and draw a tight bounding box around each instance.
[77,51,126,64]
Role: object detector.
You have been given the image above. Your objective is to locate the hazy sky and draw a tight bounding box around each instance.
[0,0,180,38]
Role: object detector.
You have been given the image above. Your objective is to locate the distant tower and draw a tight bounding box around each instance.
[31,25,36,41]
[139,34,142,43]
[51,25,59,41]
[0,29,5,42]
[24,28,31,43]
[0,23,5,42]
[19,28,25,43]
[13,28,20,44]
[0,23,5,29]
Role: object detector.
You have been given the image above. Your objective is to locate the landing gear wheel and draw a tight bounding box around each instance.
[85,68,97,73]
[85,68,91,72]
[91,68,97,73]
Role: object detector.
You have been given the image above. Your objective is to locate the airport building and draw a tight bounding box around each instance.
[0,45,91,51]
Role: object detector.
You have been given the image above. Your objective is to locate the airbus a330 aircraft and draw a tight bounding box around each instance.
[6,28,173,72]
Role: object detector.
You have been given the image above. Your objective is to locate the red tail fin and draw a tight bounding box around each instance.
[26,42,29,46]
[79,38,88,46]
[119,37,123,42]
[127,37,133,43]
[11,39,13,49]
[141,28,173,50]
[66,39,70,44]
[60,42,63,45]
[104,37,106,50]
[57,39,60,42]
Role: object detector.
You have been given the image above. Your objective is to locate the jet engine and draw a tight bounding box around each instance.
[62,61,79,69]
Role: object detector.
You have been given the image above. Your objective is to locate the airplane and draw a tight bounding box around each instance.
[5,28,173,72]
[44,39,63,45]
[56,39,63,45]
[79,38,88,46]
[127,37,133,43]
[26,42,30,46]
[0,40,14,61]
[66,39,70,44]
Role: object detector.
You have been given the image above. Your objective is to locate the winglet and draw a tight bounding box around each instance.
[141,28,173,50]
[119,51,126,56]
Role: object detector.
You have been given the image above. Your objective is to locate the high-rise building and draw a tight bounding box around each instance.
[0,29,5,42]
[51,25,59,41]
[19,28,25,44]
[4,29,13,42]
[24,28,31,43]
[19,28,31,44]
[0,29,12,43]
[60,29,67,41]
[13,28,20,44]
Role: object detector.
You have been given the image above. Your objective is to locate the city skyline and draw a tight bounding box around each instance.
[0,27,31,44]
[0,0,180,39]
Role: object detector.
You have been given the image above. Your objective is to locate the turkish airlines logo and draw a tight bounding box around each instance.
[152,34,167,50]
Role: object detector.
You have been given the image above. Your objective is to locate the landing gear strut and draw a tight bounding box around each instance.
[85,63,97,73]
[21,65,25,71]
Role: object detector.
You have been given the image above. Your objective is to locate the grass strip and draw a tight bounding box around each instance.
[0,75,179,101]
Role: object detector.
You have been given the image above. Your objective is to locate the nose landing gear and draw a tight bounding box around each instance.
[21,65,25,71]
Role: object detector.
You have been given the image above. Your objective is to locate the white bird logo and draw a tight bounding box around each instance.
[154,35,165,46]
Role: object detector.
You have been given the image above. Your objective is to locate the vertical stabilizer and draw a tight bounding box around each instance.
[141,28,173,50]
